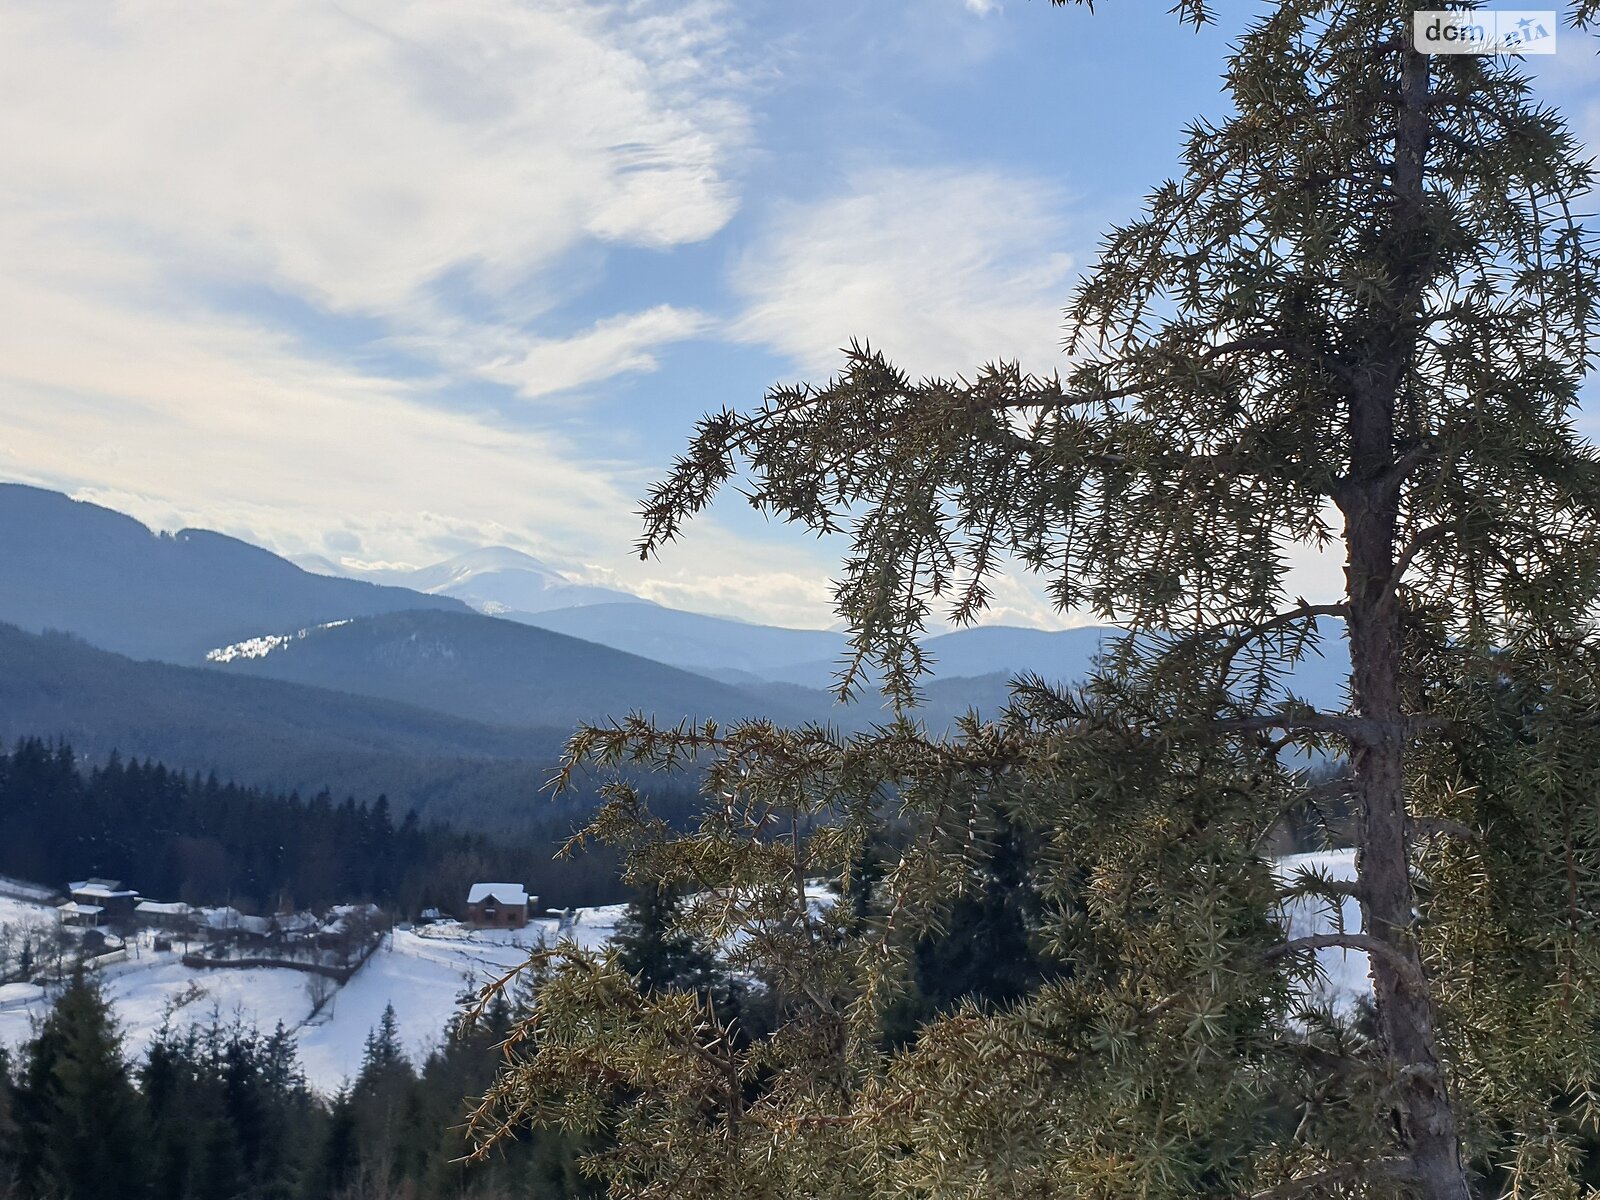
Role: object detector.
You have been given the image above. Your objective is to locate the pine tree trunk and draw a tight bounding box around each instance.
[1340,37,1470,1200]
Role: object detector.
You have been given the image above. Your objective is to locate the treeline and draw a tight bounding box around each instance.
[0,739,636,913]
[0,973,595,1200]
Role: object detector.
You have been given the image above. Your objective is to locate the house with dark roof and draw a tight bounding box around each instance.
[68,879,139,922]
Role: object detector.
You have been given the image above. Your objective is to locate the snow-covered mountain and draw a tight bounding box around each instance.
[305,546,648,615]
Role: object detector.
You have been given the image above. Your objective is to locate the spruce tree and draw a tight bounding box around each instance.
[612,885,719,995]
[0,1046,18,1199]
[471,2,1600,1197]
[16,973,149,1200]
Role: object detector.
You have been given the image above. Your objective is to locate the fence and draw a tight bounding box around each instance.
[181,933,382,984]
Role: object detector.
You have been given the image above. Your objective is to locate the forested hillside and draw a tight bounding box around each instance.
[203,607,812,728]
[0,976,599,1200]
[0,624,572,830]
[0,484,464,662]
[0,739,632,911]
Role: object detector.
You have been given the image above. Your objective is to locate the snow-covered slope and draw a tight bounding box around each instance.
[0,894,627,1094]
[0,853,1368,1096]
[1275,849,1367,1009]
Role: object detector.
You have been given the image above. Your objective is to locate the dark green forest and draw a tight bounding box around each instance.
[0,739,631,914]
[0,973,597,1200]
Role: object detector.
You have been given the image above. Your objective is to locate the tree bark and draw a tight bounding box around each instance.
[1338,38,1471,1200]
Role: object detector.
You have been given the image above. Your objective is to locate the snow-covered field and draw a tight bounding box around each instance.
[0,894,630,1094]
[0,854,1368,1095]
[1275,848,1367,1009]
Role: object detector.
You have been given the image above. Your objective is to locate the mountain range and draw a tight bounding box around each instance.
[0,483,1350,824]
[0,485,463,661]
[296,544,645,614]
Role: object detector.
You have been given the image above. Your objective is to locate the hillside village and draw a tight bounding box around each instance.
[0,871,627,1092]
[0,852,1367,1097]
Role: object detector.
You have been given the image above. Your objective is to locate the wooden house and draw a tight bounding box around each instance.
[466,883,531,929]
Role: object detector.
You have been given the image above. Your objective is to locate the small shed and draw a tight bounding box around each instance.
[466,883,531,929]
[58,900,104,928]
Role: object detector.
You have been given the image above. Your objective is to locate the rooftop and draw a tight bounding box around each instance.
[69,879,139,900]
[467,883,528,907]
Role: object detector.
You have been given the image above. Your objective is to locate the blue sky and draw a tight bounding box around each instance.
[1,1,1596,629]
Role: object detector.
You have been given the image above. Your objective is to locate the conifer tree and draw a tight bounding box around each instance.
[612,885,719,995]
[16,973,148,1200]
[0,1046,18,1199]
[472,1,1600,1198]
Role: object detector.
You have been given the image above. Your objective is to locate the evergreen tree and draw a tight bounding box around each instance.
[355,1003,409,1090]
[301,1090,358,1200]
[469,2,1600,1197]
[0,1046,18,1199]
[15,973,149,1200]
[612,885,718,995]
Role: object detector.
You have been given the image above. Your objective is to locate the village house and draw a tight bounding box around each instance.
[134,900,196,934]
[466,883,531,929]
[68,878,140,922]
[57,900,104,928]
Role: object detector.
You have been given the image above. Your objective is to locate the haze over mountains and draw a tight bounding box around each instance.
[0,483,1349,826]
[297,544,646,615]
[0,485,464,661]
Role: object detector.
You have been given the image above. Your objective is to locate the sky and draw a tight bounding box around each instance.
[2,0,1597,630]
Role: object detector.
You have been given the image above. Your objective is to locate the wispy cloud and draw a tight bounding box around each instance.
[403,306,714,401]
[730,166,1077,379]
[0,0,745,388]
[0,0,860,619]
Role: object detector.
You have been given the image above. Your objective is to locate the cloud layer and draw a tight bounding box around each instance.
[732,166,1076,379]
[0,0,1389,629]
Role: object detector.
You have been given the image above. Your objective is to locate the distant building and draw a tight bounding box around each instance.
[57,900,104,927]
[466,883,531,929]
[134,900,196,934]
[272,911,319,941]
[317,903,382,949]
[68,879,139,922]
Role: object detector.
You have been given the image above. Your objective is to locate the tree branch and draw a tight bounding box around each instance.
[1409,816,1476,843]
[1265,933,1427,990]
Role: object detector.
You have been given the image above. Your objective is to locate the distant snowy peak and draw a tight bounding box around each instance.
[206,620,352,663]
[289,553,346,578]
[300,546,650,615]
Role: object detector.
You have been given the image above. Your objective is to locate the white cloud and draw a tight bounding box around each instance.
[0,219,847,626]
[0,0,744,380]
[964,0,1003,14]
[731,166,1076,378]
[404,305,713,400]
[0,0,862,625]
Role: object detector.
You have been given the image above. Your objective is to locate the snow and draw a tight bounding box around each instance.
[0,876,59,904]
[466,883,529,906]
[0,893,59,930]
[205,619,352,663]
[68,881,137,901]
[0,898,576,1095]
[135,901,193,917]
[1275,848,1368,1009]
[0,855,1372,1094]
